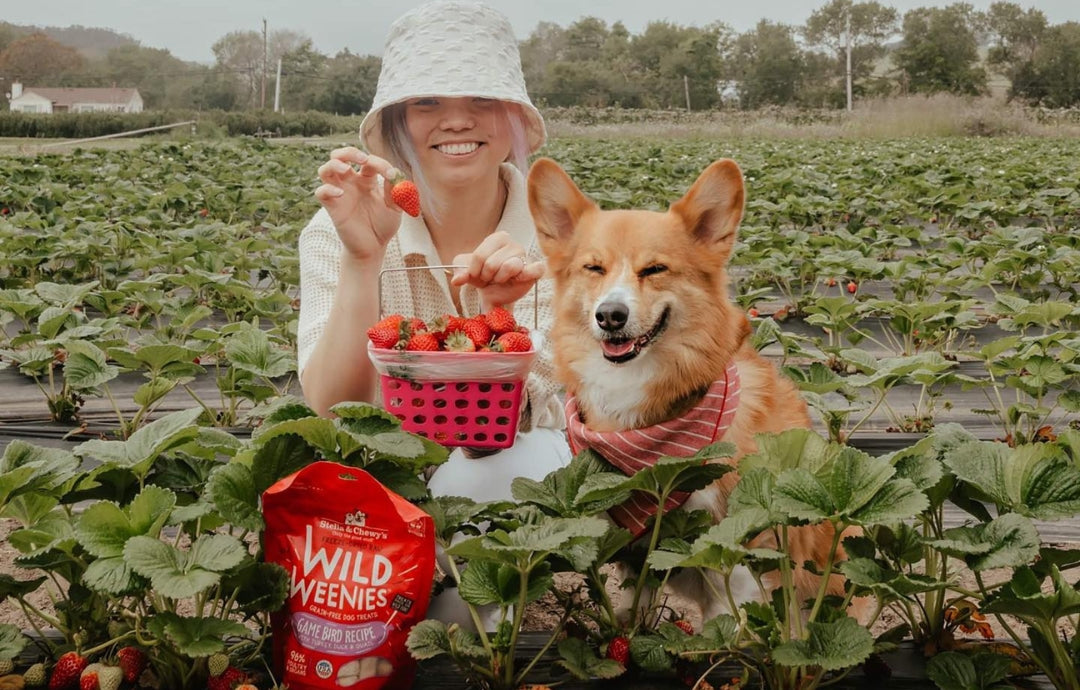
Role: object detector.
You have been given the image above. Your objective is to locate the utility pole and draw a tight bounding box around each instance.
[274,58,282,112]
[683,75,691,111]
[261,18,268,109]
[844,10,853,112]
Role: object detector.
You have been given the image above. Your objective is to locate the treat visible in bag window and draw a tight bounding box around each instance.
[263,461,436,690]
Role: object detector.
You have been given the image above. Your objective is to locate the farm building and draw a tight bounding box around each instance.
[6,81,143,113]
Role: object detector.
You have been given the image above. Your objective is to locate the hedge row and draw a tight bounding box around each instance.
[0,110,365,139]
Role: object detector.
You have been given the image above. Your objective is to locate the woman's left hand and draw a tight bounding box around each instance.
[450,231,545,308]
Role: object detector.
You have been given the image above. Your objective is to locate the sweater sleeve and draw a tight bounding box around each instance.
[296,208,343,380]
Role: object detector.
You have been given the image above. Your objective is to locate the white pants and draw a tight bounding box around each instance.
[425,427,572,629]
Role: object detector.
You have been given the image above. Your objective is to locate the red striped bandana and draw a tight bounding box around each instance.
[565,362,741,536]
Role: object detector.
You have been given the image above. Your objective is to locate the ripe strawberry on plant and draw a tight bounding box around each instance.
[606,636,630,666]
[78,671,98,690]
[390,174,421,217]
[494,331,532,353]
[116,647,147,684]
[49,652,88,690]
[847,280,858,294]
[207,667,249,690]
[483,306,518,335]
[673,619,695,635]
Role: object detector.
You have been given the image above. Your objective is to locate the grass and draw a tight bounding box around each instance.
[543,95,1080,140]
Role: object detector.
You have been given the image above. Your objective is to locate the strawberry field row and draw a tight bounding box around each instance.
[0,137,1077,445]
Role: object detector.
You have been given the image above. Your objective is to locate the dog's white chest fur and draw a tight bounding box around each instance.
[571,353,658,429]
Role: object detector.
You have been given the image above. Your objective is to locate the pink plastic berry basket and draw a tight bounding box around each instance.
[370,265,539,449]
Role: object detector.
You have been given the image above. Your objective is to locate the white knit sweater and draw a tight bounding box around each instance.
[297,163,564,431]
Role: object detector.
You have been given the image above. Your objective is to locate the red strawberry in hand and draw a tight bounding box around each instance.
[50,652,89,690]
[390,177,421,217]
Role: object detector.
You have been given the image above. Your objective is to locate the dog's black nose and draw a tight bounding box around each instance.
[595,301,629,332]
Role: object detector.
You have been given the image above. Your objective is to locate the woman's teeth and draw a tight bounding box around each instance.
[437,142,479,155]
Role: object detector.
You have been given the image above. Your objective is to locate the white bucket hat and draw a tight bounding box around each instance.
[359,1,546,159]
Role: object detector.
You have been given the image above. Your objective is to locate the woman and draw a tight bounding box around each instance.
[296,1,571,625]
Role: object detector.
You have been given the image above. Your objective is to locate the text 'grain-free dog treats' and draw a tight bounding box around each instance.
[263,461,436,690]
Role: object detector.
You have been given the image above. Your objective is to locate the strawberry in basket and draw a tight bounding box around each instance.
[368,309,532,353]
[367,308,536,449]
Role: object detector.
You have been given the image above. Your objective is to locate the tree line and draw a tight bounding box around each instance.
[2,1,1078,113]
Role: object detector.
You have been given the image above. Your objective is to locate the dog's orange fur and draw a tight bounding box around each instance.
[527,157,852,618]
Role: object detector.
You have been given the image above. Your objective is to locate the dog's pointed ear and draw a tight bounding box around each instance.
[669,159,745,252]
[528,158,596,256]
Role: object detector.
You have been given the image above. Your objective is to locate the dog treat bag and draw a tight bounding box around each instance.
[263,461,436,690]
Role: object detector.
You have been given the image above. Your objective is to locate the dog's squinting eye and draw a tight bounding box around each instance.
[638,264,668,278]
[584,264,606,275]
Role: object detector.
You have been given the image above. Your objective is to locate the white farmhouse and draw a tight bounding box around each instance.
[7,81,144,113]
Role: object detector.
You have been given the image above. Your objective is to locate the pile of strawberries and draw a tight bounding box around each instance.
[367,306,533,353]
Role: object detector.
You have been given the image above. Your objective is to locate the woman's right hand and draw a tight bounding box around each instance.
[314,147,403,262]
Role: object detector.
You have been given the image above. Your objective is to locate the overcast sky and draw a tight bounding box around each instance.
[7,1,1080,63]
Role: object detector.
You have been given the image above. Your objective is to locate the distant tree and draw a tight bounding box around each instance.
[984,2,1051,100]
[279,40,327,112]
[894,4,987,95]
[1012,21,1080,107]
[0,22,27,54]
[730,20,805,108]
[0,31,84,85]
[563,17,609,63]
[519,21,567,97]
[314,51,380,115]
[212,29,307,109]
[92,45,198,109]
[803,0,898,100]
[540,60,611,107]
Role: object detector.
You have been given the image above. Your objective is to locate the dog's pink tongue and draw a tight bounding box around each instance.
[602,340,635,358]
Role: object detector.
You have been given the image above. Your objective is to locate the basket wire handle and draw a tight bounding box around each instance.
[377,263,539,330]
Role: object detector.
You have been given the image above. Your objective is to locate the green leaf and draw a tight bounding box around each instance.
[82,556,137,595]
[224,322,293,378]
[773,469,835,521]
[929,514,1040,572]
[740,428,833,477]
[146,612,248,657]
[630,634,674,673]
[772,617,874,671]
[62,340,119,389]
[839,558,946,599]
[75,407,204,476]
[406,619,451,660]
[206,462,263,531]
[124,533,245,599]
[982,564,1080,621]
[557,637,624,680]
[0,573,47,600]
[0,623,28,660]
[848,478,928,525]
[927,651,1012,690]
[251,431,318,494]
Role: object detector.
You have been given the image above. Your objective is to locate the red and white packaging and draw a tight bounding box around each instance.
[263,461,436,690]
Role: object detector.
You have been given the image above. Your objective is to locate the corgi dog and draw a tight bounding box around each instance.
[527,157,851,621]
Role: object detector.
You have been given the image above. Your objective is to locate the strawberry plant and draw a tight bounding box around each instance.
[649,429,929,690]
[0,400,448,687]
[931,433,1080,690]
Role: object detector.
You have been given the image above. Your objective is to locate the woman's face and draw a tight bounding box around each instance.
[404,96,512,188]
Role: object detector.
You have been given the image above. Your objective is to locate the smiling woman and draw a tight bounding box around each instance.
[294,0,572,631]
